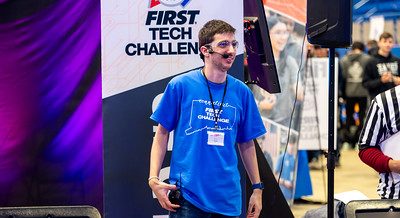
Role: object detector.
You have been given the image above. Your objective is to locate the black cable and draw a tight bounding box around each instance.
[276,30,306,198]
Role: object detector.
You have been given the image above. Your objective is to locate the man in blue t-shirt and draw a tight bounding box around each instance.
[148,19,266,218]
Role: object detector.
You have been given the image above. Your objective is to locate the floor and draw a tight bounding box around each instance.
[290,146,380,218]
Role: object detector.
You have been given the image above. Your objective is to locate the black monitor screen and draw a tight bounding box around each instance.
[244,0,280,93]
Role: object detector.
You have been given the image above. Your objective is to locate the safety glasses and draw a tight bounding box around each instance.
[209,40,239,49]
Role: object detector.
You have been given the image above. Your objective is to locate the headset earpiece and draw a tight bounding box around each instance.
[203,45,228,59]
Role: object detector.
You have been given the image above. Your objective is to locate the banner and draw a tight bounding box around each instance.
[298,57,338,150]
[101,1,244,217]
[369,15,385,41]
[250,7,307,205]
[264,0,306,24]
[102,1,244,98]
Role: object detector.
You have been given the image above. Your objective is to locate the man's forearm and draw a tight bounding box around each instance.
[149,124,169,178]
[238,140,261,184]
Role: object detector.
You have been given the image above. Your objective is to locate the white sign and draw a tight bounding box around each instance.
[369,15,385,41]
[298,57,338,150]
[101,0,244,98]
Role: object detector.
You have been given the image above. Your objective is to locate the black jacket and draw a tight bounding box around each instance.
[363,52,400,98]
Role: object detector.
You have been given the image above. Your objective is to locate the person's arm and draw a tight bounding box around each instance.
[358,147,392,173]
[389,159,400,174]
[358,146,400,174]
[362,60,386,90]
[148,124,179,211]
[393,59,400,85]
[238,140,262,218]
[338,59,347,98]
[357,96,400,174]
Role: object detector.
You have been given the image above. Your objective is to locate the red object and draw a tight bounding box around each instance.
[359,147,392,173]
[149,0,160,8]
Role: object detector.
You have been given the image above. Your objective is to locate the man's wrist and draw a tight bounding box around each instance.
[253,188,263,195]
[148,176,159,181]
[252,182,264,190]
[148,176,159,187]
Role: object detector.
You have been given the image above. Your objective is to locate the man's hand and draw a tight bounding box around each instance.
[247,189,262,218]
[148,179,180,212]
[381,72,393,83]
[393,76,400,85]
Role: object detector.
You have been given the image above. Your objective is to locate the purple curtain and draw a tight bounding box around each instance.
[0,0,103,214]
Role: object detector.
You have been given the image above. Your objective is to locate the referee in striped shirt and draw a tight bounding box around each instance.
[359,85,400,199]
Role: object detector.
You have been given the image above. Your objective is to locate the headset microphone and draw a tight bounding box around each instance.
[207,47,230,59]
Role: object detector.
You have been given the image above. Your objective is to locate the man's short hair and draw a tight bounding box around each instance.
[367,39,377,48]
[379,32,393,41]
[351,41,365,51]
[198,20,236,61]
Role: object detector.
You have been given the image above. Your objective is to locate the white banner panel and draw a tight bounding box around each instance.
[101,0,244,98]
[298,57,338,150]
[369,15,385,41]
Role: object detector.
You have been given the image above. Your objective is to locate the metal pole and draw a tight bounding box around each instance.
[327,48,336,218]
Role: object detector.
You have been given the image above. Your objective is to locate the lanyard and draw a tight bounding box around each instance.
[202,70,228,129]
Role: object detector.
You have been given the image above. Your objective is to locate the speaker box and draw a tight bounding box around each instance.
[306,0,352,47]
[0,206,101,218]
[345,199,400,218]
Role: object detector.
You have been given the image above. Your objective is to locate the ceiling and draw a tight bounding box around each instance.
[353,0,400,21]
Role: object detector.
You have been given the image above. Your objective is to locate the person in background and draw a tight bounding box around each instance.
[256,15,303,126]
[312,45,329,58]
[366,39,378,56]
[257,15,312,202]
[279,15,307,134]
[363,32,400,99]
[339,41,370,149]
[279,16,303,66]
[148,19,266,218]
[358,85,400,199]
[253,15,302,172]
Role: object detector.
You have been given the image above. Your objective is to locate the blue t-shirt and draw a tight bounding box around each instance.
[150,68,266,216]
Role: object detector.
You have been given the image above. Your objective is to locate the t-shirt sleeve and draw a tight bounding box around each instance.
[358,98,385,149]
[150,81,180,132]
[236,86,267,143]
[359,147,392,173]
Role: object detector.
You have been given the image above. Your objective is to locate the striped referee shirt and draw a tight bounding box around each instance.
[359,85,400,199]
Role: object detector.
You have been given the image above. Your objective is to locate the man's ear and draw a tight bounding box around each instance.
[200,45,210,57]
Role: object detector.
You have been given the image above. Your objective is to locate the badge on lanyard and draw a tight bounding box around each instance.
[207,131,225,146]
